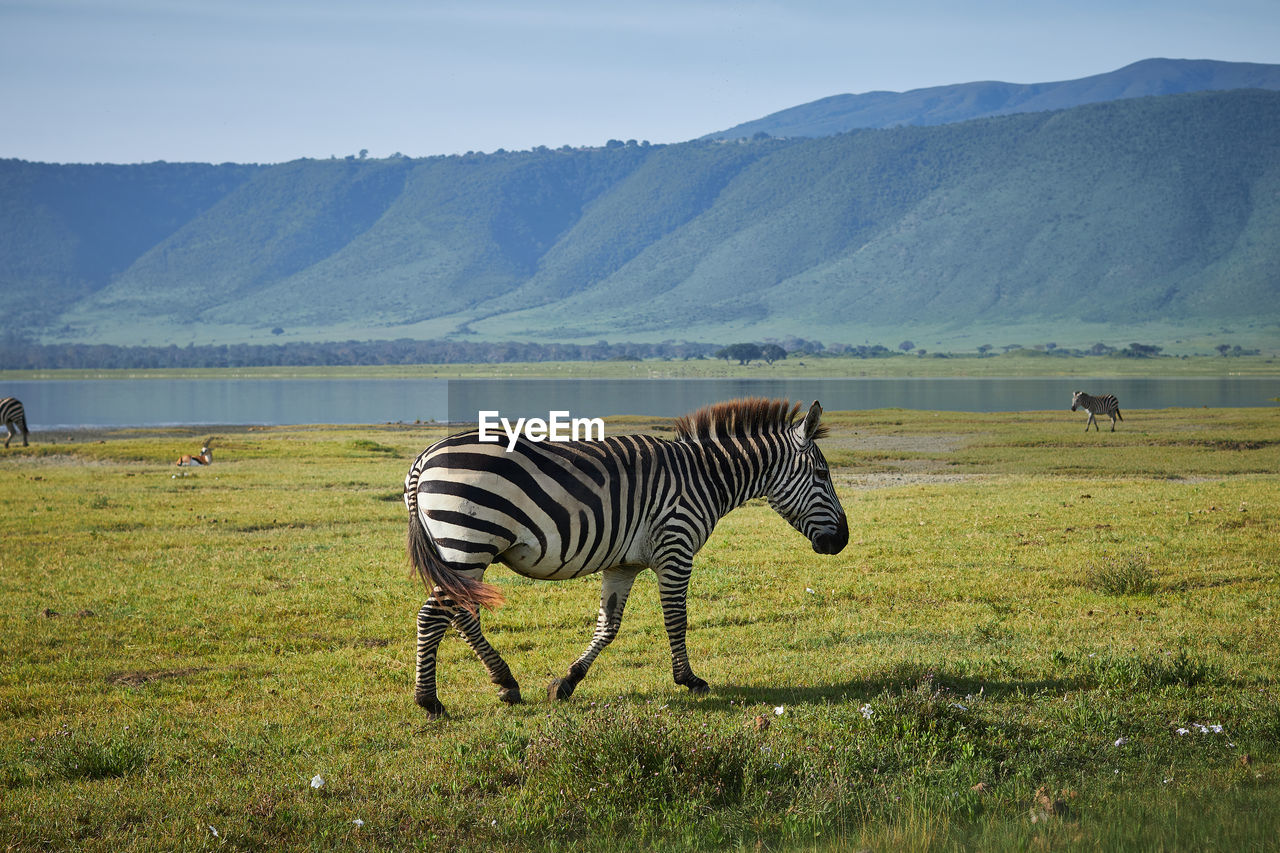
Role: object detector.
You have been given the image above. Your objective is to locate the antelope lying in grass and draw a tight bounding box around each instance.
[176,443,213,466]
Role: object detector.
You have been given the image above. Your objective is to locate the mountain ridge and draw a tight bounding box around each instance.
[702,58,1280,140]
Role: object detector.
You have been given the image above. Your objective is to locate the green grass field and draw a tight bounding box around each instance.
[1,408,1277,851]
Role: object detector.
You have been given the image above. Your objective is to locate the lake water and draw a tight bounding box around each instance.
[5,376,1277,429]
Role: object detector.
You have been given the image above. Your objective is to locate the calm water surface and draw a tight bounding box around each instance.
[6,377,1277,429]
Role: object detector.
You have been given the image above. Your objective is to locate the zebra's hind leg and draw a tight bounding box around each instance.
[550,567,641,701]
[451,608,521,705]
[414,593,455,718]
[656,558,709,694]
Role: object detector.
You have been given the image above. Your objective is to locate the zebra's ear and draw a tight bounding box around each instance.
[796,400,823,443]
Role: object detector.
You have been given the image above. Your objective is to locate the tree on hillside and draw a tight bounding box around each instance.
[1216,344,1232,357]
[1121,343,1162,358]
[898,340,915,353]
[760,343,787,365]
[977,344,993,357]
[725,342,763,365]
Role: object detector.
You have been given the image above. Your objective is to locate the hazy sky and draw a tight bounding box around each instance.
[3,0,1278,164]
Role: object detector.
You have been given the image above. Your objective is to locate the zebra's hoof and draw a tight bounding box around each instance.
[679,675,710,694]
[498,686,523,705]
[548,678,576,701]
[416,694,447,719]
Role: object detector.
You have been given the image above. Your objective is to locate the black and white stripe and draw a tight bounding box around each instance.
[1,397,28,448]
[403,398,849,718]
[1071,391,1123,432]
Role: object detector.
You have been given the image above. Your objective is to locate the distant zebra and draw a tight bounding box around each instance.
[1071,391,1123,432]
[403,398,849,718]
[1,397,29,448]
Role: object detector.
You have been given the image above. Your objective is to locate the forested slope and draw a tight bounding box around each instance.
[3,89,1277,346]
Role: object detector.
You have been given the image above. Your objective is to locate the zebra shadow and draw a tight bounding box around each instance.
[688,666,1088,710]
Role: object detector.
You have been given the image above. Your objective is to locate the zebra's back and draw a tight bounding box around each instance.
[408,431,676,581]
[0,397,25,424]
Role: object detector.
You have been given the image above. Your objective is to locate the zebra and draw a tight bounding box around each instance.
[403,398,849,718]
[1,397,29,448]
[1071,391,1123,432]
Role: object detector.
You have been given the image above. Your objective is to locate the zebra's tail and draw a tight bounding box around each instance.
[1115,408,1123,421]
[405,463,505,613]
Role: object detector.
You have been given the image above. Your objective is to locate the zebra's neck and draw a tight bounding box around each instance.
[676,435,781,519]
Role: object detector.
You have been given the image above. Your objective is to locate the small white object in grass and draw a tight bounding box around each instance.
[1210,724,1223,733]
[805,587,815,594]
[773,705,785,716]
[311,774,324,789]
[860,704,874,719]
[1176,727,1189,735]
[352,819,364,827]
[1114,737,1128,747]
[209,826,219,837]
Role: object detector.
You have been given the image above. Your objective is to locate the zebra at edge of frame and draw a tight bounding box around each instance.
[402,397,850,719]
[1,397,29,448]
[1070,391,1124,432]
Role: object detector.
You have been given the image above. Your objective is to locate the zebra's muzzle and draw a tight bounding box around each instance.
[811,513,849,555]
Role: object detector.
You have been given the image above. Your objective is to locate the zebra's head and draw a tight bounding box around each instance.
[1070,391,1084,411]
[766,401,848,555]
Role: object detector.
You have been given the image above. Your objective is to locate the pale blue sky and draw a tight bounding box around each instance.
[2,0,1278,164]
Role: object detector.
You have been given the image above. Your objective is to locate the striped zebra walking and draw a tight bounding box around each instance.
[1,397,29,448]
[1071,391,1123,432]
[403,398,849,718]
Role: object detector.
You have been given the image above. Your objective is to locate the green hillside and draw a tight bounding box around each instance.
[3,89,1279,349]
[0,160,260,330]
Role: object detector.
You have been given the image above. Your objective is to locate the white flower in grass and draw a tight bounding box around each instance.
[1114,737,1128,747]
[351,819,364,828]
[773,705,785,716]
[1176,727,1190,735]
[311,774,325,789]
[860,704,874,720]
[1210,724,1224,734]
[209,826,219,838]
[805,588,815,594]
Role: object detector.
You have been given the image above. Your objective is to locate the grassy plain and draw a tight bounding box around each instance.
[1,407,1278,851]
[2,352,1278,382]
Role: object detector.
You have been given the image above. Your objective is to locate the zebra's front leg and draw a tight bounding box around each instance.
[451,608,521,705]
[656,559,709,694]
[550,567,641,701]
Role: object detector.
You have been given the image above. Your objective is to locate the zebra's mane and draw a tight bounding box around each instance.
[673,398,827,442]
